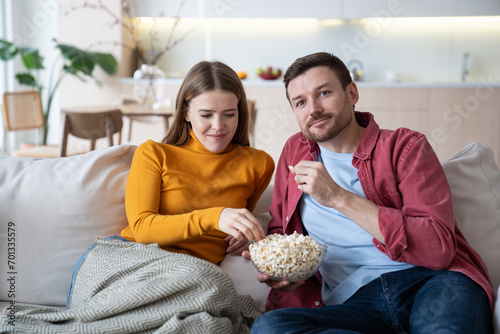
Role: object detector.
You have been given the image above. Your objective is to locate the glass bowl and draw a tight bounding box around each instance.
[248,241,327,282]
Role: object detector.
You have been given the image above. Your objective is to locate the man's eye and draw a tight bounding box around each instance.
[295,100,305,108]
[320,90,330,97]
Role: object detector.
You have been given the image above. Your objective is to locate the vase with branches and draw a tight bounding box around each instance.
[66,0,192,108]
[0,38,118,144]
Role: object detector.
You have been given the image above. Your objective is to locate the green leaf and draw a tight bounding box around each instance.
[0,39,19,60]
[63,64,87,82]
[15,73,37,87]
[93,52,117,75]
[56,43,95,76]
[18,47,45,70]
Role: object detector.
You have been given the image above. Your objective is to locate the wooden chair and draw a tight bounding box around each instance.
[59,108,123,157]
[1,90,59,157]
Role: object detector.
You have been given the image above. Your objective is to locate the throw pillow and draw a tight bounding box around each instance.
[0,145,136,306]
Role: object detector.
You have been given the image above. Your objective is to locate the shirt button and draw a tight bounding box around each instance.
[314,301,320,306]
[286,216,289,221]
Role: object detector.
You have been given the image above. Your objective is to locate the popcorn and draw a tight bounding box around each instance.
[249,231,326,281]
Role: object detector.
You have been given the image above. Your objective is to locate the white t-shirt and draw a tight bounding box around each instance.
[299,145,413,305]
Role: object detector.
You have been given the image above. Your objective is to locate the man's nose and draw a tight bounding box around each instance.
[308,99,323,115]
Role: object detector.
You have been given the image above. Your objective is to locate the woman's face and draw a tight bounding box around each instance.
[185,89,239,153]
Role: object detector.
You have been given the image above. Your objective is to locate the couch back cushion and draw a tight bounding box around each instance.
[441,142,500,292]
[0,145,136,306]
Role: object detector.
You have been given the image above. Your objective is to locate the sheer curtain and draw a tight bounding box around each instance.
[0,1,6,152]
[1,0,15,153]
[1,0,12,152]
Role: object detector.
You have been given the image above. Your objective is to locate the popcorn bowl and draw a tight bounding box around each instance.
[248,237,327,282]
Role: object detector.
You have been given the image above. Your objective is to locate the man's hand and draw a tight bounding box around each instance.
[242,250,306,291]
[290,160,384,243]
[290,161,344,208]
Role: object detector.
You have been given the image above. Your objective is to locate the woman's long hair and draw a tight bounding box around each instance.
[162,61,250,147]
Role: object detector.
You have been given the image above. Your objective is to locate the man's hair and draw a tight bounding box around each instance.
[283,52,352,101]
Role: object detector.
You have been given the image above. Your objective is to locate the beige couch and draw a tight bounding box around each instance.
[0,142,499,332]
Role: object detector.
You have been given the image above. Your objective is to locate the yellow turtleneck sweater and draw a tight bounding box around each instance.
[121,131,274,264]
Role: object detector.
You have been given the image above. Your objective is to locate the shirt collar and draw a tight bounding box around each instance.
[352,111,379,161]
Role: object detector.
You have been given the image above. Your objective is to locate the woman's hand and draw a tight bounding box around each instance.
[224,235,248,255]
[219,208,265,243]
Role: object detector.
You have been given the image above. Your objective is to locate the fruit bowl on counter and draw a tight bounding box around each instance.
[257,66,282,80]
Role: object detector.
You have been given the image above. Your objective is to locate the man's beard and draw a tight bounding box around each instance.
[302,102,353,143]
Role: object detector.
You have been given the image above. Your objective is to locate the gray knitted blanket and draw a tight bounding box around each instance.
[0,239,260,333]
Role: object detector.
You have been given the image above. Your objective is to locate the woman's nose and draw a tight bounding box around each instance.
[211,116,223,130]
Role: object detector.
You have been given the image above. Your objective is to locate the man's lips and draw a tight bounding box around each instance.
[307,117,330,128]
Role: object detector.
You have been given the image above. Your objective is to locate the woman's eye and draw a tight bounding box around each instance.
[201,114,211,118]
[225,113,236,118]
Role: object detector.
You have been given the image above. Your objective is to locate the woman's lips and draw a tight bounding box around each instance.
[208,134,227,140]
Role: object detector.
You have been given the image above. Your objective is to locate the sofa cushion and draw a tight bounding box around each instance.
[0,145,136,306]
[441,142,500,291]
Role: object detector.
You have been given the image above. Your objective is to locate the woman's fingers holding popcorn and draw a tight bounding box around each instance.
[219,208,265,241]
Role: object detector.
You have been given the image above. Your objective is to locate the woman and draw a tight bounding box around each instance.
[120,60,275,265]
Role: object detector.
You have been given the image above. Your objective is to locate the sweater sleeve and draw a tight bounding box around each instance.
[246,152,275,213]
[124,141,223,246]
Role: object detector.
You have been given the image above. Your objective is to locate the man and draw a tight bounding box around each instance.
[249,52,494,333]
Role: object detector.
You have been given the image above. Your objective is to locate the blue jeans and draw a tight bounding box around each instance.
[251,267,493,334]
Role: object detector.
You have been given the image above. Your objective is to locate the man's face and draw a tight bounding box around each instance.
[287,66,358,144]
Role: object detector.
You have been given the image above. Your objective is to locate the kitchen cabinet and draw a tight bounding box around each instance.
[200,0,341,19]
[426,87,500,162]
[134,0,500,19]
[247,83,500,165]
[134,0,200,17]
[135,0,341,19]
[341,0,500,19]
[356,85,500,164]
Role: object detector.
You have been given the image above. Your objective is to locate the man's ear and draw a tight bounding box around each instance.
[347,81,360,105]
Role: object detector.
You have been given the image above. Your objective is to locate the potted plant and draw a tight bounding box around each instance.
[0,38,118,144]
